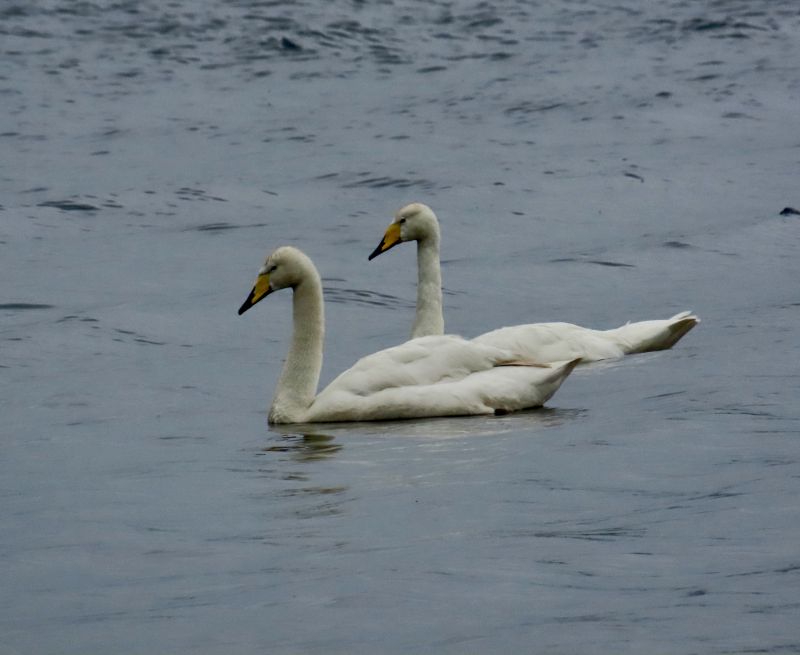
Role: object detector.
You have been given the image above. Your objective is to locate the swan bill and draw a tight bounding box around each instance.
[368,222,402,260]
[238,273,272,315]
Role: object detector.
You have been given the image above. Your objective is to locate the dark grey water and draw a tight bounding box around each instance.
[2,1,800,653]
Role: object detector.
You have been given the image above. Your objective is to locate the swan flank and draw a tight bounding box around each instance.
[238,246,580,424]
[368,202,699,362]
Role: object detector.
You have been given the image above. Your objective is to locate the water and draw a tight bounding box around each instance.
[2,1,800,653]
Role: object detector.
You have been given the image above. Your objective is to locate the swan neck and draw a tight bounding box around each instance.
[270,276,324,423]
[412,233,444,338]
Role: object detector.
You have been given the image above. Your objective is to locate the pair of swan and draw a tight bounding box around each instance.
[239,204,698,424]
[238,246,580,424]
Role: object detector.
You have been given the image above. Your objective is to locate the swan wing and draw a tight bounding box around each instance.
[473,322,625,362]
[473,312,699,363]
[321,335,520,395]
[307,358,580,422]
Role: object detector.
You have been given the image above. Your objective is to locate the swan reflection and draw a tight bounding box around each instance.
[268,406,585,442]
[262,431,343,462]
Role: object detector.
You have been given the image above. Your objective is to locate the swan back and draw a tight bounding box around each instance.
[473,312,699,363]
[474,322,627,362]
[309,335,578,422]
[309,337,579,422]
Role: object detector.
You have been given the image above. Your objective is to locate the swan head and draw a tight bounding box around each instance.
[238,246,318,315]
[368,202,440,260]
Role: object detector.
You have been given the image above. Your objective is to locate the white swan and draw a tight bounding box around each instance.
[368,203,698,362]
[238,246,580,424]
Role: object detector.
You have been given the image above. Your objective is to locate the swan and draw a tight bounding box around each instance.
[368,202,698,361]
[238,246,580,424]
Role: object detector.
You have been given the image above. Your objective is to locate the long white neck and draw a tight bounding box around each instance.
[269,273,325,423]
[411,233,444,338]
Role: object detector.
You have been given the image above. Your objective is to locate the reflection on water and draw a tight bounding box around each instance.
[260,432,343,462]
[254,433,350,520]
[268,406,586,442]
[255,408,585,526]
[280,483,350,520]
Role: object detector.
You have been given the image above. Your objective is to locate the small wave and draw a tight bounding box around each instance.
[548,258,635,268]
[56,315,98,323]
[586,260,635,268]
[176,188,228,202]
[339,175,437,190]
[323,286,414,309]
[624,172,645,183]
[187,221,268,233]
[37,200,99,211]
[133,337,166,346]
[506,101,566,115]
[498,525,646,541]
[0,303,54,310]
[193,222,238,232]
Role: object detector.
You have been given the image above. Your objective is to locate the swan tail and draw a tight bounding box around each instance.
[547,357,581,379]
[489,357,581,413]
[610,311,699,354]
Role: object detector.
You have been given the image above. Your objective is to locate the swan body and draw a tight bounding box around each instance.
[368,202,698,362]
[472,313,698,363]
[239,246,579,424]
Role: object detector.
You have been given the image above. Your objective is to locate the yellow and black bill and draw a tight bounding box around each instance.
[368,222,402,261]
[238,272,273,315]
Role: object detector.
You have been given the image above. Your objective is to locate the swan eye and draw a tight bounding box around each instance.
[267,265,277,273]
[398,218,406,224]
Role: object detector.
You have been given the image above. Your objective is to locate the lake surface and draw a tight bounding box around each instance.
[2,1,800,653]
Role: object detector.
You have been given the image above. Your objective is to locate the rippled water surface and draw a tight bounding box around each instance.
[3,1,800,653]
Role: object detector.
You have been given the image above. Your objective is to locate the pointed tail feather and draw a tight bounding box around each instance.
[654,312,699,351]
[612,311,699,354]
[524,356,582,407]
[490,357,582,413]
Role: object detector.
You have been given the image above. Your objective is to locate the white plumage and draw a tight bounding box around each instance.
[368,202,699,362]
[238,246,579,424]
